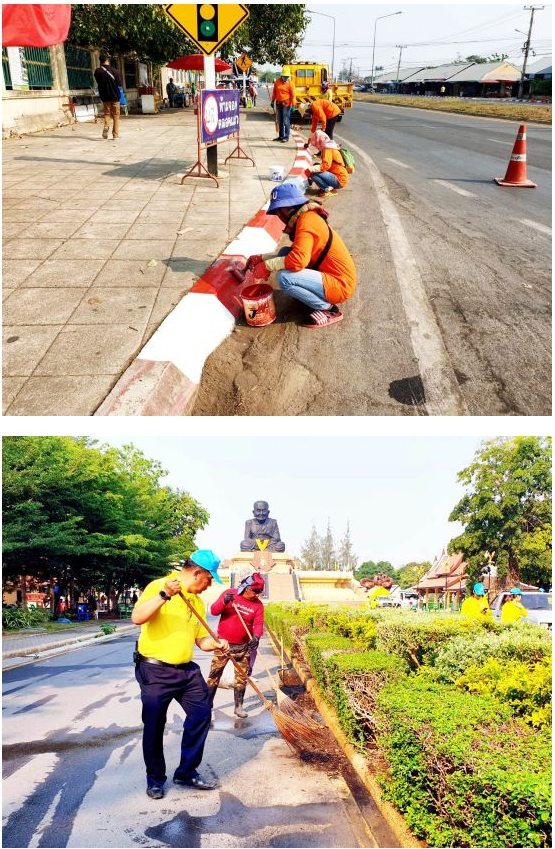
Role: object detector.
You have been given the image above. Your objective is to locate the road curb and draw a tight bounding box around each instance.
[95,133,311,416]
[266,628,424,849]
[2,623,138,666]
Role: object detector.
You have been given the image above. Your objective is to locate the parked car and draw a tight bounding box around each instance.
[492,591,552,628]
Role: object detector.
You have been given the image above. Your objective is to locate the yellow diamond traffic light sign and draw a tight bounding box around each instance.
[164,4,249,57]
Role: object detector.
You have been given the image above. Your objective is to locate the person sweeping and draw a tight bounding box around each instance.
[246,183,357,329]
[206,573,265,718]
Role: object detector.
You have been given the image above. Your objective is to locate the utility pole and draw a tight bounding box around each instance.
[518,5,544,99]
[395,45,406,92]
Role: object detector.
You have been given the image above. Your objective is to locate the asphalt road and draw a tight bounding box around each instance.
[2,632,391,849]
[192,96,551,416]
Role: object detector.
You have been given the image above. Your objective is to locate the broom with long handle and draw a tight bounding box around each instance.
[178,591,328,753]
[231,602,323,727]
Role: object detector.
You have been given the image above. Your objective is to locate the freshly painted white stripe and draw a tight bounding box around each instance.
[487,138,513,144]
[139,293,236,383]
[518,218,552,236]
[434,179,477,198]
[223,226,279,258]
[344,139,469,416]
[386,157,412,169]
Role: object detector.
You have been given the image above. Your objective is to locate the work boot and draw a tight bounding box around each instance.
[233,687,248,718]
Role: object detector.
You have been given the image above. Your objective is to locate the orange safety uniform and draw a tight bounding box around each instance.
[271,77,296,107]
[310,99,341,133]
[284,210,356,304]
[319,148,349,188]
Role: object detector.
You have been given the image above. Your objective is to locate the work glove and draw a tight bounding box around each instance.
[247,636,260,651]
[310,165,322,174]
[246,254,263,271]
[223,592,234,604]
[263,255,286,273]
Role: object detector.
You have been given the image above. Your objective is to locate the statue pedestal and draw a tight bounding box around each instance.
[230,551,295,576]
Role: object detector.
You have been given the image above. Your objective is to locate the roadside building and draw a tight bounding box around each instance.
[369,60,522,98]
[415,550,468,610]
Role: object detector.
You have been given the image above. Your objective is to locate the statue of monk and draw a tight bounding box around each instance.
[240,500,285,552]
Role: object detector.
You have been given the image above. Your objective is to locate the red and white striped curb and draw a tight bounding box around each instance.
[95,134,311,416]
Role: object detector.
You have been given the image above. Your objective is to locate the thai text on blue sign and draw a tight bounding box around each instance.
[201,89,240,144]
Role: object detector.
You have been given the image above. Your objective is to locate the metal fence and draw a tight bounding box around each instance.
[24,47,53,89]
[65,44,94,90]
[2,48,11,88]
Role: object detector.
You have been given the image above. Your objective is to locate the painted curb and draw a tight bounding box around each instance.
[266,627,425,849]
[95,133,312,417]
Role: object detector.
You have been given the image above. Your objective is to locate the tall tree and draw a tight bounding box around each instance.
[320,518,336,570]
[396,561,431,589]
[448,437,552,589]
[354,560,397,582]
[299,523,322,570]
[338,521,358,572]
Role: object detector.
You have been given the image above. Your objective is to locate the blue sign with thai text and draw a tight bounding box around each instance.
[201,89,240,144]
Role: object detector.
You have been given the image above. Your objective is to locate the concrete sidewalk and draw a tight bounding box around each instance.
[2,107,296,415]
[2,620,138,669]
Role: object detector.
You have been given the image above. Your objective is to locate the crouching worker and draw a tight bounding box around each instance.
[131,551,229,800]
[246,183,356,329]
[206,572,265,718]
[307,130,349,197]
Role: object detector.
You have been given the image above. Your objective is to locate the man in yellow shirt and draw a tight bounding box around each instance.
[460,582,492,621]
[501,588,529,624]
[132,550,229,800]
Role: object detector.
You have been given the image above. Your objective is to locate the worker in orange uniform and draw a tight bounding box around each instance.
[307,130,349,197]
[246,182,357,329]
[271,66,296,143]
[306,97,341,140]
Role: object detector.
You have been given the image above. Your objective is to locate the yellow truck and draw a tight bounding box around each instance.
[287,62,353,121]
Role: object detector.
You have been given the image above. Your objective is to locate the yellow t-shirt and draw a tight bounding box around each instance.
[460,595,492,621]
[501,599,528,624]
[367,586,390,608]
[136,572,209,664]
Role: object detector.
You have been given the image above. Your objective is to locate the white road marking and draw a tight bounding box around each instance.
[386,158,412,169]
[487,138,513,144]
[434,179,477,198]
[343,138,470,416]
[518,218,552,236]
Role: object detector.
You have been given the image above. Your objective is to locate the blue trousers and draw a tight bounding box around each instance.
[310,171,341,191]
[275,247,331,311]
[276,103,291,140]
[135,660,211,787]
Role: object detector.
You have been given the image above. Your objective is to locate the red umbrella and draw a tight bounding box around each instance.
[167,54,232,72]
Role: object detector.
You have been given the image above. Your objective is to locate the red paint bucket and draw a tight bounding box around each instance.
[241,284,276,327]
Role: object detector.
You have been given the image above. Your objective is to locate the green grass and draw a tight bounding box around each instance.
[352,93,552,125]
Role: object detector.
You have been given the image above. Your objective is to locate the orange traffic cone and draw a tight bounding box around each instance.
[494,124,537,188]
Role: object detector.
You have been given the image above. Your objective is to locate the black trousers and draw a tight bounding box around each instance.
[325,116,338,139]
[135,660,211,787]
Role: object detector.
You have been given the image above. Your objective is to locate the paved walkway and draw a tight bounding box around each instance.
[2,106,296,415]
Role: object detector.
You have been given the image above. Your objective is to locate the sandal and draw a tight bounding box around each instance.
[302,307,343,328]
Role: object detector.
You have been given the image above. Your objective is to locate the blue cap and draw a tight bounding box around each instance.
[509,587,522,595]
[473,582,486,596]
[190,550,223,584]
[267,182,309,214]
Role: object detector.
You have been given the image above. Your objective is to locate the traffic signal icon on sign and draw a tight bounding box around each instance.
[197,4,218,42]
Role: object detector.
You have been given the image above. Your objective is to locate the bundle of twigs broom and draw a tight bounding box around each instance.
[178,591,329,754]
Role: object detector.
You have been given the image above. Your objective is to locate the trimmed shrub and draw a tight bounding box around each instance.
[264,602,322,650]
[304,632,354,697]
[321,609,378,648]
[324,650,408,750]
[456,657,552,728]
[375,613,476,669]
[376,675,552,848]
[431,627,552,683]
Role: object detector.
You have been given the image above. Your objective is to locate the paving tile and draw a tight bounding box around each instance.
[3,288,85,325]
[72,221,132,240]
[20,260,106,288]
[111,239,175,260]
[3,325,62,376]
[92,260,166,287]
[2,239,64,260]
[2,260,42,287]
[69,287,157,324]
[49,239,119,260]
[33,324,145,375]
[2,376,27,412]
[5,375,117,416]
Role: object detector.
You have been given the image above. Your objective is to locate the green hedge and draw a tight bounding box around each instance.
[376,675,552,848]
[324,650,408,750]
[304,632,354,698]
[375,613,491,670]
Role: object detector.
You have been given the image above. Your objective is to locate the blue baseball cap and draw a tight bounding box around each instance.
[267,182,309,214]
[473,582,486,596]
[190,550,223,584]
[509,587,522,595]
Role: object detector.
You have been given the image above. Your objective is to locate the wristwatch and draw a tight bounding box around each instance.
[159,590,170,602]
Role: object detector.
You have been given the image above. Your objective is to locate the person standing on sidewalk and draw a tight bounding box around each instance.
[206,572,265,718]
[271,66,296,142]
[131,551,229,801]
[94,54,123,139]
[246,182,357,329]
